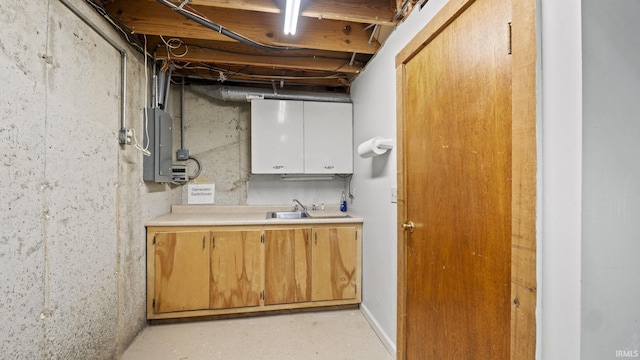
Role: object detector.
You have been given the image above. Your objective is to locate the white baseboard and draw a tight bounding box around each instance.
[360,304,397,359]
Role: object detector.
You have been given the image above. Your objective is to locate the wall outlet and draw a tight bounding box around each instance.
[391,186,398,203]
[119,128,132,145]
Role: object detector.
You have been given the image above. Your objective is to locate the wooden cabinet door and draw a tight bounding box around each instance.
[264,228,311,305]
[251,99,304,174]
[311,227,357,301]
[303,102,353,174]
[154,231,210,313]
[209,230,263,309]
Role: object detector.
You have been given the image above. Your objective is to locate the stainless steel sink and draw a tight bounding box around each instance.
[266,211,309,219]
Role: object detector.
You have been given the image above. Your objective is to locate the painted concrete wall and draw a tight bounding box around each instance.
[581,1,640,358]
[349,0,448,353]
[0,0,177,358]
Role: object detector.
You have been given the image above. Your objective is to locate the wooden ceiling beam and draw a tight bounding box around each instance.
[155,45,363,73]
[175,67,351,88]
[105,0,381,54]
[189,0,399,25]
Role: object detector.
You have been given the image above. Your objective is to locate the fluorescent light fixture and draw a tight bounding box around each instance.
[281,174,334,181]
[284,0,301,35]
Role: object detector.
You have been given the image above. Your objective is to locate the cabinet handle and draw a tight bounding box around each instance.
[212,236,216,249]
[314,232,317,246]
[202,236,206,249]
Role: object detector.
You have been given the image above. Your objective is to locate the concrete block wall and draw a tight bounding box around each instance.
[0,0,177,358]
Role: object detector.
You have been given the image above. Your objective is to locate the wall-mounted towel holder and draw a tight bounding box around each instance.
[357,137,394,158]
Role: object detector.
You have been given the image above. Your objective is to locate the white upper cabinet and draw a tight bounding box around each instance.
[303,102,353,174]
[251,100,304,174]
[251,100,353,174]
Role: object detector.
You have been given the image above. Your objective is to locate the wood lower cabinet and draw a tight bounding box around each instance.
[209,230,263,309]
[264,228,311,305]
[147,223,361,320]
[154,231,210,313]
[311,227,357,301]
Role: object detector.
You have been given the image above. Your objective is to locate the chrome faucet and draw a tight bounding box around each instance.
[293,199,307,213]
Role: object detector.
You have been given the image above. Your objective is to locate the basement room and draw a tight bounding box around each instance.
[2,0,639,359]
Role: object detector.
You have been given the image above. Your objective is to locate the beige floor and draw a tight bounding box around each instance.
[122,309,394,360]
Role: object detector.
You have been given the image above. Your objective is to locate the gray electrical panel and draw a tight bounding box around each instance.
[143,108,173,182]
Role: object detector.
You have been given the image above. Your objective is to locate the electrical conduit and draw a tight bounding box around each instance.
[58,0,130,145]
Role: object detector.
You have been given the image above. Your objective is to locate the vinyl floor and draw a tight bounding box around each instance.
[121,309,394,360]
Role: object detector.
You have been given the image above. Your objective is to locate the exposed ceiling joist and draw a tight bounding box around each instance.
[93,0,419,91]
[153,40,365,74]
[189,0,399,26]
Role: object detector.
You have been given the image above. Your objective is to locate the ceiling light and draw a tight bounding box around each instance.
[284,0,301,35]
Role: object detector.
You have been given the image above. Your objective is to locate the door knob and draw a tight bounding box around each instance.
[402,221,414,233]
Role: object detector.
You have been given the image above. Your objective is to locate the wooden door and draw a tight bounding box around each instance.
[209,230,263,309]
[264,228,311,305]
[399,0,512,358]
[154,231,210,313]
[311,227,357,301]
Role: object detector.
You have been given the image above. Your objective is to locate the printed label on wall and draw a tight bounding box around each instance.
[188,184,215,204]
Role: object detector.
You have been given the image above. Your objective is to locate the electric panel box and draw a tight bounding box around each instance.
[143,108,173,182]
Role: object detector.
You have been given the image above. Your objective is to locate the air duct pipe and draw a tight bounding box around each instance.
[192,85,351,103]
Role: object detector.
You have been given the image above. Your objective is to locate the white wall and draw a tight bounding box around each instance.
[539,0,584,359]
[0,0,176,358]
[349,0,448,354]
[581,1,640,358]
[351,1,609,359]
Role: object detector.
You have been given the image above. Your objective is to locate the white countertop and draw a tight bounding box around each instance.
[145,205,363,227]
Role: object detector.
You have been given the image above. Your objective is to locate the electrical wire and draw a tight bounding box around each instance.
[131,128,151,156]
[156,0,298,53]
[187,156,202,180]
[159,36,189,59]
[179,62,349,81]
[84,0,146,54]
[337,174,355,200]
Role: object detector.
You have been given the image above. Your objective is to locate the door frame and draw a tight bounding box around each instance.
[395,0,537,359]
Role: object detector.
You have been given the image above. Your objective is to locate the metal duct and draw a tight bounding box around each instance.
[192,85,352,103]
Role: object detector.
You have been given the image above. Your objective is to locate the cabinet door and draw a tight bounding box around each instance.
[210,230,263,309]
[154,231,210,313]
[264,228,311,305]
[304,102,353,174]
[311,227,357,301]
[251,99,304,174]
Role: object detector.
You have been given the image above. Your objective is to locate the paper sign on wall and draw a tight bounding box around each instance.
[188,183,215,204]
